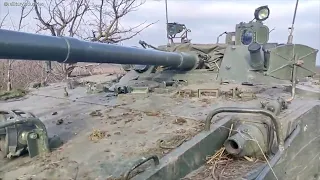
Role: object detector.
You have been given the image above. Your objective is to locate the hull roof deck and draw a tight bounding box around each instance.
[0,74,319,179]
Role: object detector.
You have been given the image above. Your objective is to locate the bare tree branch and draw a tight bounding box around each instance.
[34,0,89,37]
[0,10,9,28]
[68,0,88,36]
[34,0,57,36]
[18,1,34,31]
[87,0,157,44]
[33,0,90,78]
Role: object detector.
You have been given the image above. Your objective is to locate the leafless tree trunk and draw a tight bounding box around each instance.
[3,1,33,91]
[6,61,12,91]
[0,11,9,90]
[84,0,157,44]
[33,0,89,80]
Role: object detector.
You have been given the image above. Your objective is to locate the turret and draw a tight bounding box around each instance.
[0,29,199,71]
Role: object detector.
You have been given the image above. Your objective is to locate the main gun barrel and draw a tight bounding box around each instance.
[0,29,198,71]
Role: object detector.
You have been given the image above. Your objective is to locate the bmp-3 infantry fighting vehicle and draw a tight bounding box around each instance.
[0,4,319,180]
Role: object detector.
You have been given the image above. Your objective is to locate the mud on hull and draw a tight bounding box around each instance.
[0,83,319,180]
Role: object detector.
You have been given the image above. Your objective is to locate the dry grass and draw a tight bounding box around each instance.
[183,124,264,180]
[89,129,106,142]
[0,89,28,100]
[0,60,125,91]
[204,146,264,180]
[0,60,62,91]
[205,124,234,179]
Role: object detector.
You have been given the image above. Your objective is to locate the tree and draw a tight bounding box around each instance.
[0,11,9,90]
[1,1,33,91]
[33,0,89,78]
[85,0,156,44]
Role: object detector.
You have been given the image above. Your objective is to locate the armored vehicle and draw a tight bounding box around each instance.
[0,3,319,180]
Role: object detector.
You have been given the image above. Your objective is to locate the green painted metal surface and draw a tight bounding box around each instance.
[266,44,318,80]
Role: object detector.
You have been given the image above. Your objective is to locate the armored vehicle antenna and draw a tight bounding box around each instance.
[163,0,191,44]
[287,0,300,44]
